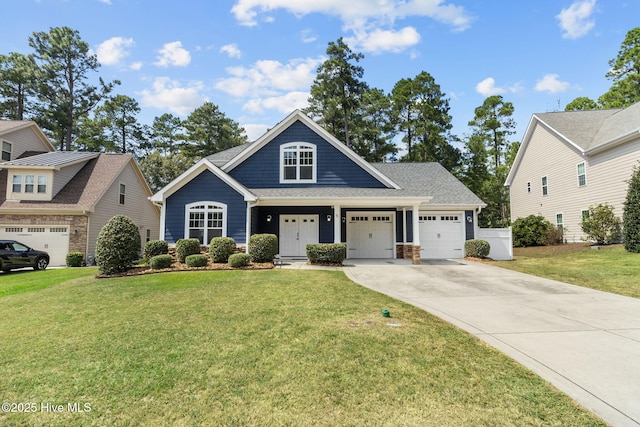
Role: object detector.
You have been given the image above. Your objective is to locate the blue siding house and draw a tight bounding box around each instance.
[150,110,485,263]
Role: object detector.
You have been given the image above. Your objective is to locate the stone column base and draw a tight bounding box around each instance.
[412,245,421,265]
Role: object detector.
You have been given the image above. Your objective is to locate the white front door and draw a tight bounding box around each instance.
[419,212,465,259]
[279,215,319,257]
[346,212,394,258]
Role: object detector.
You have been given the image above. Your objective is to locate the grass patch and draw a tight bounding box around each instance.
[0,270,604,426]
[495,244,640,298]
[0,267,98,297]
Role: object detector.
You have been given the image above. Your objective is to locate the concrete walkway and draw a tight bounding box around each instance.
[331,258,640,427]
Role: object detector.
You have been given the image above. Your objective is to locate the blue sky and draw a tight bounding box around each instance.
[2,0,638,147]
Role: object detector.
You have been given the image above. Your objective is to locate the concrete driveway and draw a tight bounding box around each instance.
[342,259,640,427]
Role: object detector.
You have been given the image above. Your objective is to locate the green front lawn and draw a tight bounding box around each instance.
[495,244,640,298]
[0,269,603,426]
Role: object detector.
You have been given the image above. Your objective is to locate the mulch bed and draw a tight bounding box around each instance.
[96,260,274,278]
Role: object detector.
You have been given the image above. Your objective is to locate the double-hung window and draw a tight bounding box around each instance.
[541,176,548,196]
[280,143,316,183]
[12,175,21,193]
[577,162,587,186]
[2,141,11,161]
[37,176,47,193]
[185,202,227,244]
[25,175,35,193]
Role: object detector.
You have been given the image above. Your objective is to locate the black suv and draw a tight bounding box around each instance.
[0,240,50,272]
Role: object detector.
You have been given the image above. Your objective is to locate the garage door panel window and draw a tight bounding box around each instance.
[185,202,226,244]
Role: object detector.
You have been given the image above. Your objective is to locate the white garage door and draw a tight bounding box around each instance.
[346,211,394,258]
[1,225,70,266]
[419,212,464,259]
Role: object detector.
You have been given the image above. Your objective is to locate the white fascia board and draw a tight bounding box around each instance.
[149,158,256,203]
[585,128,640,155]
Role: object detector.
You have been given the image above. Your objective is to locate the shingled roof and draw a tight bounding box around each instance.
[534,102,640,152]
[0,153,134,212]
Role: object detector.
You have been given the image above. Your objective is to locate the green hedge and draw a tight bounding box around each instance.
[210,237,236,263]
[175,238,201,263]
[249,234,278,262]
[186,254,209,267]
[464,240,490,258]
[149,254,172,269]
[66,252,84,267]
[229,253,251,268]
[144,240,168,261]
[306,243,346,264]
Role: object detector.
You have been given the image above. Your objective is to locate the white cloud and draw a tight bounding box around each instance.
[95,37,134,66]
[557,0,597,39]
[535,74,570,93]
[130,61,143,70]
[98,0,112,4]
[242,123,271,141]
[139,77,206,116]
[345,26,420,54]
[154,41,191,67]
[243,91,310,114]
[300,29,317,43]
[231,0,473,32]
[215,57,322,97]
[220,43,242,58]
[475,77,505,96]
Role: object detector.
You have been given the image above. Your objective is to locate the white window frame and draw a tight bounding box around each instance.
[581,209,590,223]
[12,175,22,193]
[119,183,126,205]
[556,212,564,230]
[37,175,47,194]
[184,201,227,244]
[1,141,11,161]
[279,142,317,184]
[541,176,548,196]
[577,162,587,187]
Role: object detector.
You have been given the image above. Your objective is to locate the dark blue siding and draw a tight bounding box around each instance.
[254,206,334,243]
[165,170,247,244]
[465,210,474,240]
[229,121,387,188]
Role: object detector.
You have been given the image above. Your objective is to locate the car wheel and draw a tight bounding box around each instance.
[34,257,49,271]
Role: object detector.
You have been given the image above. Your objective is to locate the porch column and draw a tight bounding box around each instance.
[245,202,253,255]
[333,204,341,243]
[412,204,421,265]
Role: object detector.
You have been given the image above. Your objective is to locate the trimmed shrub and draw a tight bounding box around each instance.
[66,252,84,267]
[582,203,622,245]
[624,163,640,252]
[144,240,168,261]
[209,237,236,263]
[175,238,201,263]
[95,214,141,275]
[306,243,346,264]
[512,215,557,247]
[149,254,172,270]
[229,253,251,268]
[186,254,209,267]
[464,240,490,258]
[249,234,278,262]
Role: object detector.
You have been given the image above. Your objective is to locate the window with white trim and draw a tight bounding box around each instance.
[119,184,126,205]
[25,175,35,193]
[581,209,590,222]
[541,176,548,196]
[37,176,47,193]
[577,162,587,186]
[12,175,21,193]
[280,142,316,183]
[1,141,11,161]
[556,213,563,230]
[185,202,227,244]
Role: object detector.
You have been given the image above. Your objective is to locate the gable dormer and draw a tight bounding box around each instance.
[0,120,56,160]
[220,110,400,189]
[1,152,99,201]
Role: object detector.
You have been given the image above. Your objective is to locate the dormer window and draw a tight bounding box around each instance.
[280,142,316,183]
[12,175,21,192]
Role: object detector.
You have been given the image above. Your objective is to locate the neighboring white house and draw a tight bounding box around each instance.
[505,102,640,242]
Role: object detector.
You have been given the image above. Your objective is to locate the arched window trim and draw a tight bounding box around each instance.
[184,201,227,244]
[279,142,317,184]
